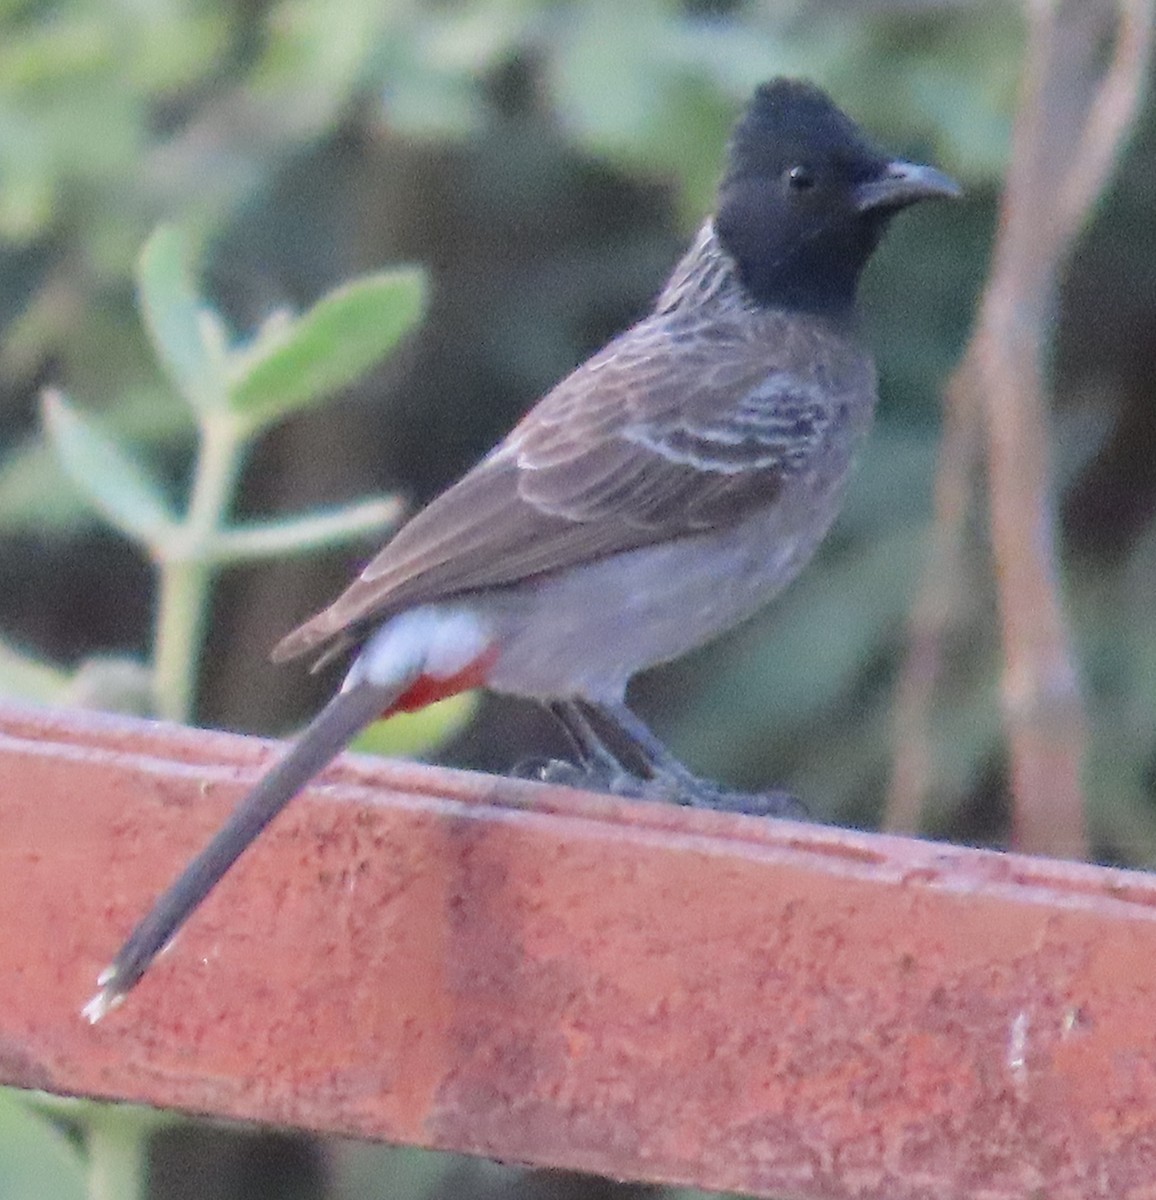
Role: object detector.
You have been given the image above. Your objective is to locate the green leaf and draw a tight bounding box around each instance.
[63,655,155,716]
[136,226,228,414]
[0,441,92,534]
[0,638,69,703]
[0,128,55,241]
[211,495,403,563]
[0,1090,85,1200]
[228,268,427,429]
[41,390,176,546]
[352,692,479,760]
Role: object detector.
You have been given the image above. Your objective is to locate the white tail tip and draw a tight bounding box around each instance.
[82,984,123,1025]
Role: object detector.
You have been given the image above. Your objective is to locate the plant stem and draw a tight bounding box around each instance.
[87,1110,149,1200]
[152,563,204,723]
[212,494,402,562]
[152,412,246,723]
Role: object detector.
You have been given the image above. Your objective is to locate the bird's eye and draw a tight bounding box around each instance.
[786,165,816,191]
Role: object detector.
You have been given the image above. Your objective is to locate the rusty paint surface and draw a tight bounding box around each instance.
[3,702,1156,1199]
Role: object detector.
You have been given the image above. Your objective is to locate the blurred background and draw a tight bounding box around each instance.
[1,0,1155,1196]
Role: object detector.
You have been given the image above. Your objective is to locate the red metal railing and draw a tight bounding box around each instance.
[3,701,1156,1199]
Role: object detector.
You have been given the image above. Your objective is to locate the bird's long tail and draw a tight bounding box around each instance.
[83,681,397,1022]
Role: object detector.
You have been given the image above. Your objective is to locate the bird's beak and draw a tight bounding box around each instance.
[854,160,962,212]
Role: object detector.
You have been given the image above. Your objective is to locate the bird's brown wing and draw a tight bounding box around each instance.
[272,313,858,665]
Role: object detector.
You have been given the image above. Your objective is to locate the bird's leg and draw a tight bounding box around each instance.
[587,699,809,819]
[531,700,646,793]
[583,699,705,792]
[549,701,626,775]
[514,701,650,793]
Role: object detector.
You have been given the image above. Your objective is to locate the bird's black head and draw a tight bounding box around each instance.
[715,79,959,318]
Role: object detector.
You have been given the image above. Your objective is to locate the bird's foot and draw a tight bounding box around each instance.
[511,755,647,796]
[644,771,809,819]
[573,699,810,818]
[512,756,808,819]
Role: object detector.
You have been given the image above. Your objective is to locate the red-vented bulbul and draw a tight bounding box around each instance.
[85,79,958,1020]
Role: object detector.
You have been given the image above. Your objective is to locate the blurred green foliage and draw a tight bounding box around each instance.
[3,0,1156,1198]
[32,224,430,725]
[0,1091,85,1200]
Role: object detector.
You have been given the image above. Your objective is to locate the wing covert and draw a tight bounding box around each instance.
[273,314,858,664]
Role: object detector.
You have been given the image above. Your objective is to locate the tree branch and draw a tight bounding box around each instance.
[888,0,1154,855]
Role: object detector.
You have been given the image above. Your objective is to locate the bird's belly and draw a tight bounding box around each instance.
[482,466,851,701]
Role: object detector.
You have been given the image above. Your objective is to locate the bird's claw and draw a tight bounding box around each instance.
[513,755,648,796]
[661,775,809,819]
[513,756,808,819]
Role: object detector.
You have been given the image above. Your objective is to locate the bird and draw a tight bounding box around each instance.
[84,78,959,1022]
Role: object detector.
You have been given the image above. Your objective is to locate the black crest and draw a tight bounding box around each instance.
[724,79,884,190]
